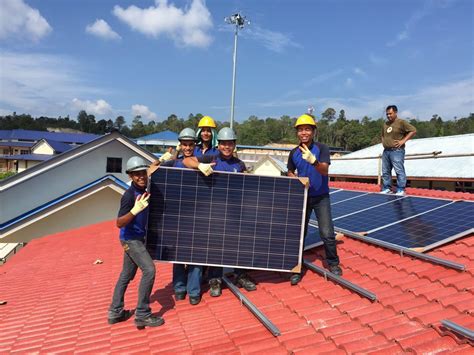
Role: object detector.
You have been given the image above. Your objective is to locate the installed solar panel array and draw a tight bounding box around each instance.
[309,189,474,251]
[146,167,307,272]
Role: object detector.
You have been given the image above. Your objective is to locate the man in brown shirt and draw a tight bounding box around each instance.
[381,105,416,195]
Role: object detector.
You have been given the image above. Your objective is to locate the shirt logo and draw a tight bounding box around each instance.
[386,127,393,133]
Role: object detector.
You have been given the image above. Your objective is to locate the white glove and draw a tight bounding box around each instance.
[299,145,317,165]
[159,151,173,163]
[130,193,150,216]
[176,143,181,153]
[198,163,214,176]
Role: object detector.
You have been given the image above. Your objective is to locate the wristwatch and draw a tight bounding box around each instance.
[313,160,319,167]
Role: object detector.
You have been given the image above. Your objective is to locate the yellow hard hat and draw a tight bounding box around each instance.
[294,114,317,128]
[198,115,217,128]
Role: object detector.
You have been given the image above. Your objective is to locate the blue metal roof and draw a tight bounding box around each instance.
[0,129,99,144]
[1,154,52,161]
[0,175,128,231]
[137,130,178,141]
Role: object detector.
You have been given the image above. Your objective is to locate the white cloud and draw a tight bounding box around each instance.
[72,98,112,115]
[344,78,354,88]
[0,51,107,116]
[132,104,158,120]
[306,69,344,87]
[354,67,367,76]
[255,77,474,120]
[243,25,301,53]
[86,19,121,41]
[113,0,212,48]
[0,0,52,41]
[369,53,388,66]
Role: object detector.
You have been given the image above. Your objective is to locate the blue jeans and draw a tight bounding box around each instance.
[382,148,406,190]
[109,239,156,319]
[173,264,203,297]
[304,194,339,266]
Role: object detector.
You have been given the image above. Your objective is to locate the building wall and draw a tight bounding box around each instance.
[253,162,282,177]
[2,187,122,243]
[32,142,54,155]
[1,140,140,224]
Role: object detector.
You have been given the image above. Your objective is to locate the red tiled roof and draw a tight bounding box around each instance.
[1,190,473,353]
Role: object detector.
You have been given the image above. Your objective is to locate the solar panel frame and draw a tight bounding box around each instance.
[330,190,369,204]
[146,167,308,272]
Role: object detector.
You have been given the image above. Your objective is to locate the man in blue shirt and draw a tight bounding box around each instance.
[108,156,169,329]
[162,128,203,305]
[287,114,342,285]
[183,127,256,297]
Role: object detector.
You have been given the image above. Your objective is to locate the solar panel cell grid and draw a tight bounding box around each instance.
[147,167,307,272]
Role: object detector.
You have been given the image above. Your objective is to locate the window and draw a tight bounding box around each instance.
[106,157,122,173]
[20,150,29,155]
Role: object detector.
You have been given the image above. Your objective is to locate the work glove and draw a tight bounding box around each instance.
[198,163,214,176]
[130,193,150,216]
[299,144,318,165]
[176,143,181,153]
[159,151,173,163]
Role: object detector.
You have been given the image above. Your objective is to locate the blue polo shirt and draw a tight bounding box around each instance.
[194,145,219,158]
[198,153,246,173]
[162,159,186,168]
[118,183,148,241]
[287,142,330,197]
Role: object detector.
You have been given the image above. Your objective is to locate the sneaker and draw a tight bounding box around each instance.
[209,278,222,297]
[108,309,133,325]
[135,315,165,329]
[290,273,302,285]
[395,189,405,196]
[380,189,392,194]
[329,265,343,276]
[174,292,186,301]
[189,296,201,305]
[236,273,257,291]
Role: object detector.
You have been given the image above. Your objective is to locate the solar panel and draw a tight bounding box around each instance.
[146,167,308,272]
[330,193,404,219]
[330,190,368,204]
[333,196,452,233]
[365,201,474,251]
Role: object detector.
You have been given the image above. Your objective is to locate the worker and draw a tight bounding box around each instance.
[182,127,256,296]
[194,115,219,157]
[287,113,342,285]
[108,154,172,329]
[162,128,203,305]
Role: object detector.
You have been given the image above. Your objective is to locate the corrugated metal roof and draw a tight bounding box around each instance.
[331,134,474,179]
[0,142,35,148]
[0,154,52,161]
[0,129,99,144]
[137,130,179,141]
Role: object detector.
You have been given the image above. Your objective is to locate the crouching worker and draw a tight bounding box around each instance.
[108,156,166,329]
[162,128,203,305]
[183,127,257,297]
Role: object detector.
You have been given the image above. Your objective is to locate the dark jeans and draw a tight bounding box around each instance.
[304,194,340,267]
[109,239,156,319]
[382,148,406,190]
[173,264,202,297]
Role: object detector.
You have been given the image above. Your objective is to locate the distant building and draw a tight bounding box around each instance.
[0,129,98,172]
[136,130,179,151]
[252,155,288,176]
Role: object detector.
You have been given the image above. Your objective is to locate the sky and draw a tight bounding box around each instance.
[0,0,473,124]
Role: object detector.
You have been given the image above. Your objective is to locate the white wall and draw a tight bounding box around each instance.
[32,142,54,155]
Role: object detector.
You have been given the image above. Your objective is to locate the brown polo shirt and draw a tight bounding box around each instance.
[382,118,416,149]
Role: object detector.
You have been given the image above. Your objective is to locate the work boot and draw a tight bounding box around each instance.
[135,315,165,329]
[329,265,343,276]
[209,278,222,297]
[236,273,257,291]
[174,292,186,301]
[189,296,201,305]
[108,309,133,325]
[290,273,302,286]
